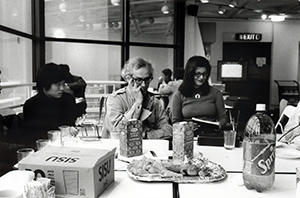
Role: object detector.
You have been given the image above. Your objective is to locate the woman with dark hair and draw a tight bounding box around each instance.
[172,56,228,135]
[23,63,78,148]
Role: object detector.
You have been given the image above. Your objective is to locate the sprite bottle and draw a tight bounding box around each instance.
[242,104,276,192]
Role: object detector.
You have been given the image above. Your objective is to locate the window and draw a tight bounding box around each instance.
[0,0,33,110]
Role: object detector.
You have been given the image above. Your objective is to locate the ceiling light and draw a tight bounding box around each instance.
[53,29,65,38]
[270,14,285,22]
[78,13,86,22]
[200,0,210,3]
[59,0,67,12]
[261,13,268,20]
[161,4,169,14]
[111,0,120,6]
[148,17,155,24]
[229,0,237,8]
[218,6,226,15]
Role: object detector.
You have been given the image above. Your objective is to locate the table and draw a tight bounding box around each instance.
[3,138,299,198]
[179,173,296,198]
[194,143,300,173]
[99,171,173,198]
[173,142,299,198]
[70,139,299,198]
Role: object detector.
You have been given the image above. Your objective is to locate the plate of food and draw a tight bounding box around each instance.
[127,153,227,183]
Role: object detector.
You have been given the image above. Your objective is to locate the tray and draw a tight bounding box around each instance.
[127,159,227,183]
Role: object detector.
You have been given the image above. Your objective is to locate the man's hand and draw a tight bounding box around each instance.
[129,78,143,103]
[64,83,74,95]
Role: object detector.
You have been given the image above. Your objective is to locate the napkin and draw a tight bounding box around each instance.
[0,170,34,191]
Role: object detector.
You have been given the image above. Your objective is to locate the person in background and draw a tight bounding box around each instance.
[172,56,228,136]
[60,64,87,116]
[158,67,185,120]
[157,68,172,90]
[23,63,78,148]
[103,57,173,140]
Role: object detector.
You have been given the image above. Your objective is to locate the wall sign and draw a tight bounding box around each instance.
[235,33,262,41]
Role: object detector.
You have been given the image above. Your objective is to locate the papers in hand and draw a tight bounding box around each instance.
[192,117,219,126]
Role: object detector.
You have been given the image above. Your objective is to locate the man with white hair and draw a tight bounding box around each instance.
[103,57,172,140]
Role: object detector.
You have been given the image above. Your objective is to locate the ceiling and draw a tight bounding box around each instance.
[45,0,300,38]
[195,0,300,21]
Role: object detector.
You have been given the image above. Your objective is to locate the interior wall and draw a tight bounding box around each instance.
[200,20,300,109]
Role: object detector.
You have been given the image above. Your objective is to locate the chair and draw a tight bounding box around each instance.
[96,96,108,134]
[275,105,296,134]
[279,99,288,117]
[99,96,107,123]
[0,108,16,117]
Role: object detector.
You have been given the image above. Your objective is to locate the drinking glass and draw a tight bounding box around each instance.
[296,167,300,198]
[17,148,34,162]
[48,130,61,145]
[223,130,236,149]
[36,139,50,151]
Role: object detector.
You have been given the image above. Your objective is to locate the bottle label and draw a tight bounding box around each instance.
[243,142,275,176]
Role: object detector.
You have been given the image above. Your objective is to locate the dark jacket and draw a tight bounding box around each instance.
[23,92,77,147]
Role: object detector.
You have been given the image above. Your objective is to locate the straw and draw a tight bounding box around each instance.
[231,118,235,132]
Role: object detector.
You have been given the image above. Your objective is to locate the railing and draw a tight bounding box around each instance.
[0,82,36,113]
[0,80,126,118]
[85,80,126,121]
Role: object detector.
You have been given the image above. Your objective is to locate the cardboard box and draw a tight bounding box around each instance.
[18,146,115,198]
[172,121,194,164]
[119,119,143,157]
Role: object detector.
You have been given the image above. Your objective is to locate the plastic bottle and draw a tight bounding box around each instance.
[242,104,276,192]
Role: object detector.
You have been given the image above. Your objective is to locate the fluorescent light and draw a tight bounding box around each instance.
[200,0,210,3]
[270,14,285,22]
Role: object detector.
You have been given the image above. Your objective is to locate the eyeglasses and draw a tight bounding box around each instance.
[194,72,208,78]
[131,75,153,85]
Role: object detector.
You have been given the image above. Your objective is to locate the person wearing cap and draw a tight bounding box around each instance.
[23,63,78,148]
[102,57,173,140]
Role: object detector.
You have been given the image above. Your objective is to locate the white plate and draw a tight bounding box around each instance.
[276,148,300,159]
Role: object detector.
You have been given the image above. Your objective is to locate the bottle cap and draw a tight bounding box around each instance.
[256,103,266,111]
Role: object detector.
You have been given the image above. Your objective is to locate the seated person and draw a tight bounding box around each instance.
[157,68,172,90]
[23,63,78,148]
[172,56,228,136]
[60,64,87,116]
[103,57,173,140]
[158,67,184,118]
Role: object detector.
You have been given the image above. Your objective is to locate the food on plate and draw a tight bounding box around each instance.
[161,153,210,177]
[127,152,227,182]
[128,157,182,178]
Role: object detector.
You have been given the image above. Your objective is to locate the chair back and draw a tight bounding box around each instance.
[275,105,296,133]
[279,99,288,117]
